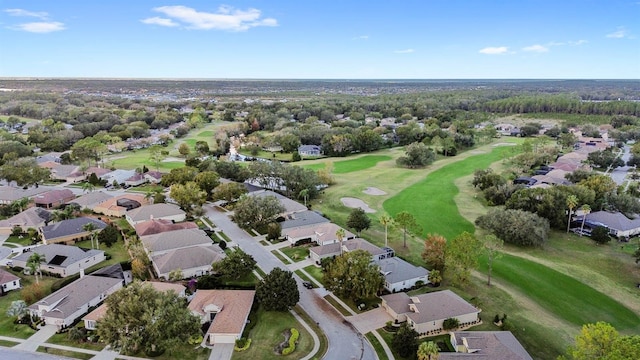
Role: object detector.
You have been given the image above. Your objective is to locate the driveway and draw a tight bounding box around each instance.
[205,205,376,360]
[14,324,58,352]
[208,343,234,360]
[346,308,393,334]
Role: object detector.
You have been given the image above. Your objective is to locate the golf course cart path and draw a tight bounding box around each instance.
[341,197,376,213]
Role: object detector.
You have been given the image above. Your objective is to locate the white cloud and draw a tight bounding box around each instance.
[394,48,415,54]
[606,28,630,38]
[523,44,549,53]
[568,39,588,46]
[141,17,179,27]
[4,8,48,19]
[353,35,369,40]
[146,5,278,31]
[479,46,508,55]
[13,21,65,33]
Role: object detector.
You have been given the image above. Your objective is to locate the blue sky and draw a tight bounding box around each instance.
[0,0,638,79]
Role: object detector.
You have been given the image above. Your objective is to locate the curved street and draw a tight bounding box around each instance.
[205,204,376,360]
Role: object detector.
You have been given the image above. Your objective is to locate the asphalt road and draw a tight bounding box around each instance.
[205,204,376,360]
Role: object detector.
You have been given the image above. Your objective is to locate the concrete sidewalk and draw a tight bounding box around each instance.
[13,324,58,352]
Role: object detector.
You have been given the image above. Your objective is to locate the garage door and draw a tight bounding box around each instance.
[211,334,237,344]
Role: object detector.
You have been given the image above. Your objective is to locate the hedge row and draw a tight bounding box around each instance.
[282,328,299,356]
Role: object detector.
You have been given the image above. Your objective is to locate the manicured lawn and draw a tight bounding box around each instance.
[232,307,314,360]
[280,246,309,262]
[365,332,389,360]
[477,252,640,332]
[302,265,324,286]
[332,155,393,174]
[0,284,37,339]
[125,184,164,194]
[0,339,19,346]
[323,295,351,316]
[293,270,313,284]
[217,231,232,243]
[4,234,35,246]
[37,346,94,359]
[383,145,518,241]
[74,236,130,270]
[293,305,327,359]
[271,250,291,264]
[46,330,105,351]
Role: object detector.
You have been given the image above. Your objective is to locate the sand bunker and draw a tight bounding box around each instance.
[363,187,387,196]
[341,197,376,213]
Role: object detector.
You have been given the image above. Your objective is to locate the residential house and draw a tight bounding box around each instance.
[84,167,112,179]
[250,190,307,217]
[0,186,53,205]
[39,162,83,182]
[442,331,533,359]
[11,244,105,277]
[33,189,76,209]
[308,238,395,264]
[376,257,430,293]
[101,169,137,187]
[134,219,198,237]
[39,217,107,245]
[532,169,571,186]
[144,171,163,184]
[35,152,65,164]
[93,194,147,217]
[575,211,640,238]
[123,171,164,187]
[494,123,517,136]
[381,290,481,335]
[298,145,322,157]
[140,228,213,256]
[284,222,355,246]
[151,245,226,280]
[83,281,186,330]
[28,274,123,330]
[125,203,186,226]
[69,192,113,212]
[0,207,51,235]
[188,290,256,344]
[0,268,21,294]
[280,210,330,232]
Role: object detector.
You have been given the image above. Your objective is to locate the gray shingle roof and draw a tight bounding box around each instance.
[28,275,122,320]
[0,268,20,285]
[376,257,429,284]
[126,203,185,223]
[583,211,640,231]
[0,185,54,203]
[382,290,478,325]
[12,244,103,268]
[70,192,113,209]
[40,217,107,241]
[250,190,307,214]
[141,228,212,253]
[0,207,51,228]
[280,210,329,230]
[441,331,533,360]
[152,245,225,274]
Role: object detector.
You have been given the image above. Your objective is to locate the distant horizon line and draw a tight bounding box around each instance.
[1,77,639,82]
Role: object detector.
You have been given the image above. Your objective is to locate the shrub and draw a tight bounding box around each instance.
[234,338,251,351]
[218,240,227,250]
[282,328,299,355]
[443,317,460,330]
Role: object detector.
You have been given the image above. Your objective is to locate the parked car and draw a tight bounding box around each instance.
[302,281,313,289]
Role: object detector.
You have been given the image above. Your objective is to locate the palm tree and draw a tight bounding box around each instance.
[27,253,46,284]
[379,214,392,248]
[12,197,30,213]
[81,181,95,193]
[52,206,75,222]
[83,222,98,249]
[566,194,578,233]
[298,189,309,207]
[417,341,439,360]
[336,228,345,256]
[580,204,591,236]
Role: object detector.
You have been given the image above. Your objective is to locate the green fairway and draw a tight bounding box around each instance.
[333,155,392,174]
[383,146,516,240]
[478,252,640,332]
[301,155,392,174]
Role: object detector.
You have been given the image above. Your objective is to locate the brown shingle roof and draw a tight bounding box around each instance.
[0,268,20,285]
[134,219,198,237]
[441,331,533,360]
[188,290,255,335]
[382,290,479,325]
[33,189,75,205]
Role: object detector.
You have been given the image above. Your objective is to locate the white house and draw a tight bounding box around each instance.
[140,228,213,256]
[376,257,430,293]
[284,222,355,246]
[28,275,123,330]
[381,290,481,336]
[0,268,21,294]
[151,245,225,280]
[188,290,256,344]
[11,244,105,277]
[125,203,186,226]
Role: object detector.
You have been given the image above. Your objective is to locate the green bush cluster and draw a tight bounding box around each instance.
[234,338,251,351]
[282,328,299,355]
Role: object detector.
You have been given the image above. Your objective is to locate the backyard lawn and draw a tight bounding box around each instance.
[232,307,314,360]
[280,246,310,262]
